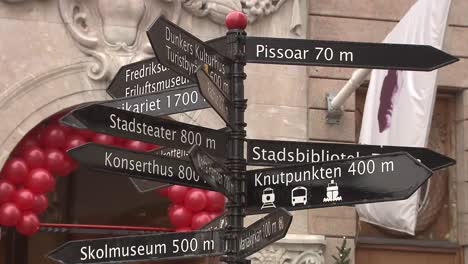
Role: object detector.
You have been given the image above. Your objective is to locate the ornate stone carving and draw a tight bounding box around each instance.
[183,0,303,35]
[58,0,156,82]
[248,235,326,264]
[56,0,303,82]
[182,0,242,24]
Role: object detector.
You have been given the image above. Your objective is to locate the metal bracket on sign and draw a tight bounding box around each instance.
[326,93,343,125]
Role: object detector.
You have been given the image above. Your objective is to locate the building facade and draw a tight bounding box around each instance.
[0,0,466,263]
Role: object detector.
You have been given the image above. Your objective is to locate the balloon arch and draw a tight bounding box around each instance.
[0,109,225,236]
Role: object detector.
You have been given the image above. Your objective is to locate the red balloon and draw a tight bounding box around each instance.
[175,227,192,232]
[39,124,67,149]
[76,129,95,140]
[124,140,149,151]
[191,211,211,230]
[156,186,170,197]
[169,206,193,228]
[21,146,46,169]
[168,185,190,205]
[12,188,35,211]
[92,133,116,145]
[55,154,77,177]
[49,111,67,123]
[146,144,159,151]
[0,202,21,226]
[25,168,55,194]
[184,189,207,212]
[30,124,46,141]
[16,212,40,236]
[65,134,87,150]
[205,191,226,212]
[14,135,39,156]
[2,158,29,184]
[31,194,48,215]
[57,123,73,135]
[116,138,126,146]
[167,203,183,216]
[44,148,66,175]
[208,211,222,220]
[0,180,15,203]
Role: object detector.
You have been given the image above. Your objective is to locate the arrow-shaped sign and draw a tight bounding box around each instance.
[206,36,232,60]
[106,57,191,99]
[149,146,191,161]
[246,139,455,171]
[48,230,225,264]
[68,143,215,191]
[60,104,227,157]
[245,152,432,215]
[238,208,292,258]
[103,84,210,117]
[245,37,458,71]
[189,145,234,200]
[147,15,232,96]
[195,66,232,126]
[129,177,169,193]
[130,147,189,193]
[201,212,228,231]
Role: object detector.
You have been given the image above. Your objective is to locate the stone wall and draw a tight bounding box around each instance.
[308,0,468,263]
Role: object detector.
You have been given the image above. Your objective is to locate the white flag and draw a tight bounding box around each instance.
[356,0,451,235]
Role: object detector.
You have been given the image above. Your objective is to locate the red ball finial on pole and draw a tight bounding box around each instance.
[225,11,248,30]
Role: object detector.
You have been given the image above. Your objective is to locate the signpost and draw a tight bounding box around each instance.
[103,84,210,117]
[129,178,168,193]
[147,16,232,96]
[189,145,234,200]
[150,146,190,161]
[245,152,432,215]
[106,57,191,99]
[48,230,225,264]
[60,104,227,156]
[238,208,292,258]
[68,143,215,190]
[132,147,188,193]
[196,66,232,126]
[246,138,455,170]
[49,11,460,264]
[245,36,459,71]
[201,212,229,231]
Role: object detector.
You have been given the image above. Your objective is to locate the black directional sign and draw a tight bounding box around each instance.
[201,212,228,231]
[245,152,432,215]
[196,66,231,127]
[189,145,234,200]
[246,139,455,171]
[48,230,225,264]
[130,147,183,193]
[239,208,292,258]
[60,104,227,156]
[206,36,232,60]
[147,16,231,95]
[130,178,168,193]
[245,37,459,71]
[68,143,214,190]
[150,146,190,161]
[107,57,191,99]
[103,84,210,117]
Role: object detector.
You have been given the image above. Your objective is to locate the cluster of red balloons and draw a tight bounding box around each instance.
[157,185,225,231]
[0,111,159,235]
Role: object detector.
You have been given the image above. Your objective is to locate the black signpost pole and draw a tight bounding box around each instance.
[224,13,248,264]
